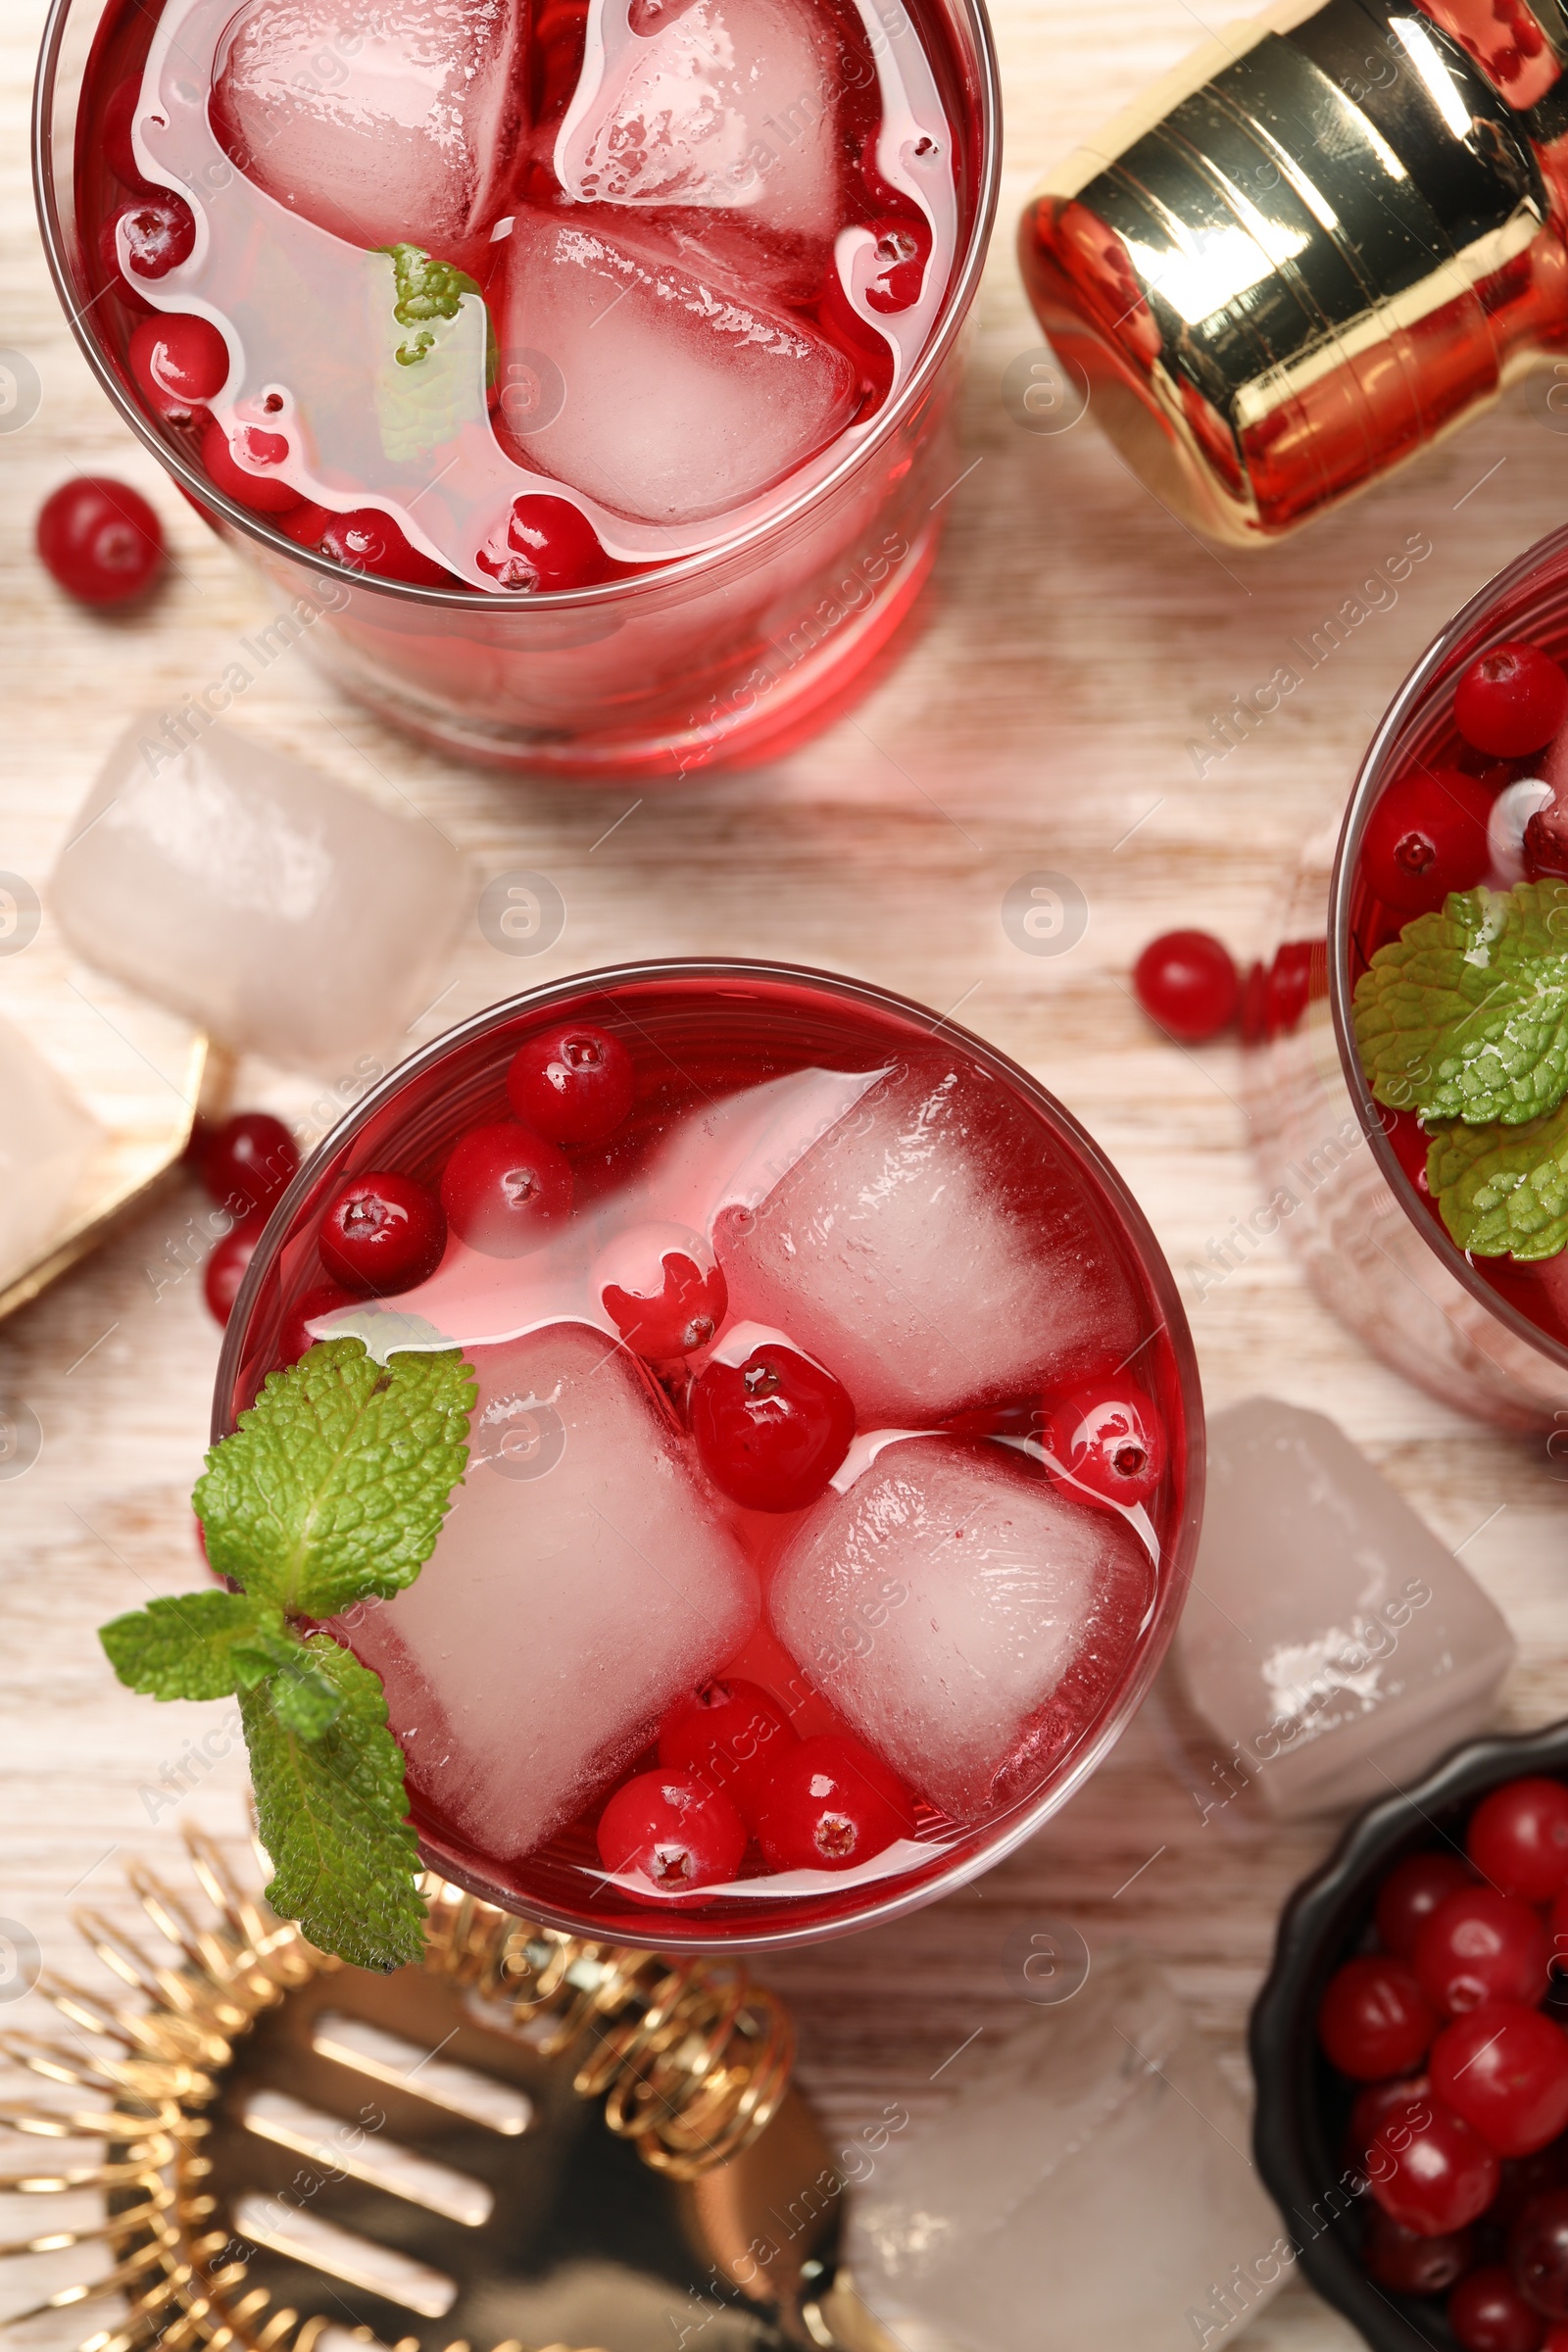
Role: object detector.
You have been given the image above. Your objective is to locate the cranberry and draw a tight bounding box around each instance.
[440,1122,572,1257]
[102,77,149,187]
[1455,642,1568,759]
[1418,1888,1551,2016]
[1362,768,1494,916]
[1494,2144,1568,2233]
[200,417,304,514]
[507,1023,634,1144]
[863,215,930,312]
[1362,2205,1473,2294]
[1515,2193,1568,2319]
[754,1734,917,1873]
[281,503,450,586]
[204,1221,263,1326]
[199,1112,298,1222]
[1350,2072,1435,2171]
[1377,1851,1478,1961]
[595,1767,747,1891]
[1452,2266,1546,2352]
[478,496,608,591]
[690,1342,856,1513]
[596,1225,727,1358]
[318,1173,446,1295]
[102,193,195,295]
[658,1679,799,1820]
[128,313,228,425]
[1470,1781,1568,1904]
[278,1284,358,1365]
[1434,2007,1568,2159]
[1041,1382,1166,1510]
[1320,1954,1439,2081]
[1525,799,1568,883]
[1132,929,1240,1043]
[1367,2097,1500,2235]
[36,477,164,607]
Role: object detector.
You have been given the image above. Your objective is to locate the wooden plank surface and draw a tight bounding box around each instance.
[4,1,1568,2345]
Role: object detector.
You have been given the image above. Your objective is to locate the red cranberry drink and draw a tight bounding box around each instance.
[48,0,995,772]
[218,964,1200,1948]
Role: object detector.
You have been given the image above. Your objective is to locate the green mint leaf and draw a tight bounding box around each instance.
[1352,883,1568,1127]
[193,1340,474,1622]
[243,1635,426,1970]
[379,243,480,366]
[100,1590,281,1700]
[268,1656,344,1740]
[1427,1097,1568,1259]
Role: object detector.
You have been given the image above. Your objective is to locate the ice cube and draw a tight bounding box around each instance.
[497,215,857,522]
[211,0,524,252]
[349,1323,760,1861]
[0,1014,103,1285]
[768,1438,1152,1819]
[717,1057,1145,1426]
[49,717,468,1073]
[845,1942,1287,2352]
[1174,1397,1516,1819]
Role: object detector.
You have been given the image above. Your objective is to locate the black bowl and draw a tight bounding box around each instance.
[1250,1719,1568,2351]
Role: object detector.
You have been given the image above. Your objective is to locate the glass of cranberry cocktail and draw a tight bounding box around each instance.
[218,961,1202,1951]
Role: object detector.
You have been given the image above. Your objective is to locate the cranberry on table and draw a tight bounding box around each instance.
[200,417,304,514]
[36,478,164,607]
[1470,1781,1568,1905]
[318,1172,446,1295]
[441,1122,572,1256]
[101,192,195,299]
[199,1111,298,1222]
[1132,929,1240,1043]
[690,1342,856,1513]
[754,1733,917,1872]
[1417,1887,1551,2016]
[1455,642,1568,759]
[595,1767,747,1892]
[597,1226,727,1358]
[128,313,228,426]
[1434,2006,1568,2159]
[1042,1382,1167,1511]
[659,1679,799,1820]
[204,1222,263,1327]
[1362,768,1494,916]
[1362,2205,1473,2294]
[1368,2098,1500,2235]
[282,503,450,586]
[1319,1954,1439,2081]
[507,1024,635,1144]
[1514,2191,1568,2319]
[1377,1851,1476,1960]
[1451,2266,1546,2352]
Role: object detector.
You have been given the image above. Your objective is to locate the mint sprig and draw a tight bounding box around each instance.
[100,1340,474,1971]
[1351,882,1568,1127]
[1427,1096,1568,1259]
[379,243,481,367]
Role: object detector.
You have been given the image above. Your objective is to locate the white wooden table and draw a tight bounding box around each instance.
[5,2,1568,2345]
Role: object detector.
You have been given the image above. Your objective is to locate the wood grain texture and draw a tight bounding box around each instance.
[4,1,1568,2345]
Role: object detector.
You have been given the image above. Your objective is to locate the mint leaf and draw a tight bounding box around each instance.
[193,1340,474,1621]
[1351,882,1568,1126]
[380,243,480,366]
[100,1590,280,1700]
[1428,1098,1568,1259]
[243,1636,425,1971]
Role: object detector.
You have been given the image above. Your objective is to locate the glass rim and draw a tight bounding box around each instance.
[1328,519,1568,1379]
[31,0,1003,613]
[215,953,1205,1955]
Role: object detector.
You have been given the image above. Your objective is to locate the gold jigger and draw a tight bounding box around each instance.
[1018,0,1568,544]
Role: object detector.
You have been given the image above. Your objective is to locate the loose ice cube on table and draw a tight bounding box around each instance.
[350,1324,760,1861]
[499,217,857,523]
[1174,1397,1516,1819]
[769,1438,1152,1819]
[846,1942,1287,2352]
[50,718,468,1072]
[211,0,524,251]
[718,1057,1144,1425]
[0,1014,102,1286]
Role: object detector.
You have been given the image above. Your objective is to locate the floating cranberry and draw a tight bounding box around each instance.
[1455,642,1568,759]
[200,1112,298,1222]
[659,1679,799,1820]
[36,477,164,607]
[1362,2205,1473,2294]
[1434,2007,1568,2159]
[1320,1954,1439,2081]
[596,1767,747,1891]
[102,76,149,187]
[128,313,228,425]
[1417,1888,1551,2017]
[1451,2265,1545,2352]
[754,1733,917,1873]
[1525,798,1568,883]
[863,216,930,312]
[1368,2098,1500,2235]
[1132,929,1240,1043]
[1361,768,1494,916]
[318,1173,446,1295]
[204,1221,263,1326]
[596,1224,726,1358]
[1470,1781,1568,1905]
[690,1342,856,1513]
[507,1023,635,1143]
[440,1121,572,1257]
[281,503,450,586]
[478,495,609,591]
[102,192,195,295]
[200,417,304,514]
[278,1283,358,1365]
[1377,1851,1477,1961]
[1042,1382,1166,1510]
